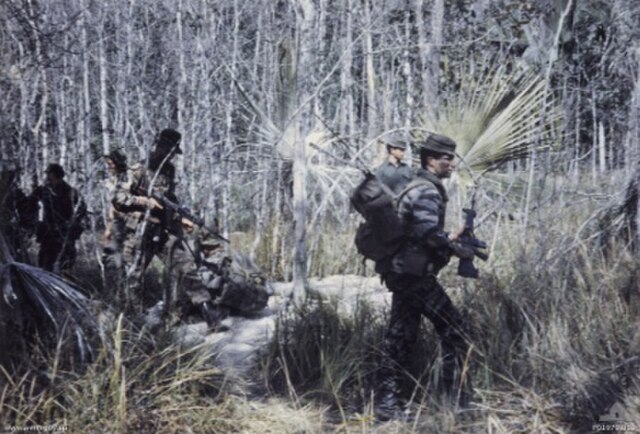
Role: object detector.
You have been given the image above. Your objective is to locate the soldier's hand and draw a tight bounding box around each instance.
[181,218,195,233]
[149,197,163,210]
[138,197,163,210]
[450,241,475,259]
[448,225,467,242]
[101,230,112,245]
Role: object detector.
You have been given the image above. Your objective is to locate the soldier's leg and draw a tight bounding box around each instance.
[121,231,146,308]
[419,276,470,403]
[38,240,61,272]
[59,242,77,274]
[376,273,422,418]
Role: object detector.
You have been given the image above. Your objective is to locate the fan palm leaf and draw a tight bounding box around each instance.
[419,65,563,197]
[0,234,100,365]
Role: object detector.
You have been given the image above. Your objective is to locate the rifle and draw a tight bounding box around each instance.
[150,192,229,243]
[457,208,489,278]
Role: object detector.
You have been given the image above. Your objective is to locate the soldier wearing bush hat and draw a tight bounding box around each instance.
[374,132,414,195]
[421,133,457,157]
[375,132,474,420]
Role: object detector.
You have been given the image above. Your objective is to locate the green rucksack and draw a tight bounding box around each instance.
[214,252,272,313]
[351,173,428,265]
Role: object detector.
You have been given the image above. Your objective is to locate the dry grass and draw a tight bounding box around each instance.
[2,172,640,433]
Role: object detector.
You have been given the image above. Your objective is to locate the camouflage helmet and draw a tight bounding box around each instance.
[103,149,127,171]
[196,227,220,248]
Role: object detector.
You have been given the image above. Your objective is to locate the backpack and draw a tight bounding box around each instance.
[214,252,273,313]
[351,173,428,263]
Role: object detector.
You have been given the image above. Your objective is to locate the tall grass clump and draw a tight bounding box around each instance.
[0,315,235,433]
[256,172,640,432]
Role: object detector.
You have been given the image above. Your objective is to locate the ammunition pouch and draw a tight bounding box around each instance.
[401,244,429,276]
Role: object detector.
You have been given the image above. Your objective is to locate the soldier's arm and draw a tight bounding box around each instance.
[112,167,161,210]
[407,186,450,248]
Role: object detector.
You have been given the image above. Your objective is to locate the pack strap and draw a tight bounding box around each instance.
[395,178,431,209]
[367,171,398,199]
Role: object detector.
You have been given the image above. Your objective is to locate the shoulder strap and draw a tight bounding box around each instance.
[395,178,431,208]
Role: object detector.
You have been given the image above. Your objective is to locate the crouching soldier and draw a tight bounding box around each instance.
[170,227,272,328]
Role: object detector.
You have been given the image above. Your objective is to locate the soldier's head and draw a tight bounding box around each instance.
[45,163,65,185]
[196,227,222,257]
[420,134,457,179]
[0,159,20,186]
[104,150,127,174]
[384,133,409,163]
[154,128,182,160]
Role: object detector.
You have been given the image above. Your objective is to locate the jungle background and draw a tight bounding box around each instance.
[1,0,640,432]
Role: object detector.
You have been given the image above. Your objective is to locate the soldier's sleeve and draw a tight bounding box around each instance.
[73,188,88,220]
[112,165,144,209]
[406,185,450,248]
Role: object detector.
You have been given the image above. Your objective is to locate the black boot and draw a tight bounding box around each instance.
[375,376,405,422]
[200,302,229,331]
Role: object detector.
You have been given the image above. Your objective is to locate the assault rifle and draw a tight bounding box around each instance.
[457,208,489,278]
[149,192,229,243]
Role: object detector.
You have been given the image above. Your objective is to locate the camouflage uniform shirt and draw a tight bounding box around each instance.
[390,168,452,275]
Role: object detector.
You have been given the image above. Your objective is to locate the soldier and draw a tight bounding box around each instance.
[170,227,231,327]
[102,150,128,268]
[374,134,413,194]
[375,134,474,420]
[0,160,37,261]
[171,226,272,327]
[112,128,189,305]
[32,163,87,273]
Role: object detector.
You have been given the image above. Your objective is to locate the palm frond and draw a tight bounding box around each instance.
[420,65,563,181]
[0,235,101,365]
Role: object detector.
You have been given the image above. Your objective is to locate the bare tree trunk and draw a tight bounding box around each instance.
[421,0,443,108]
[99,15,110,153]
[291,0,315,305]
[363,0,379,155]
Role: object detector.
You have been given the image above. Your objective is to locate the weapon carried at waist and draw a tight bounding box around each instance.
[153,193,229,243]
[143,191,229,243]
[457,208,489,278]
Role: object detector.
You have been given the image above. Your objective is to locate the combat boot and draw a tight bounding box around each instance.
[200,302,230,331]
[375,390,403,422]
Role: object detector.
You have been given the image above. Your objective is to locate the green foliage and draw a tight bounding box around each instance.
[419,64,562,195]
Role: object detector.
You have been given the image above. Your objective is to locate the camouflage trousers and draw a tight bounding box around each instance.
[121,223,171,308]
[377,272,469,403]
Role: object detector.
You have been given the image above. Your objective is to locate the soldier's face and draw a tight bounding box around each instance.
[428,155,455,178]
[105,158,116,174]
[46,172,62,185]
[389,147,405,161]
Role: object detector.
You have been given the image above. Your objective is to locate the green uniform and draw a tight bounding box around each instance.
[112,159,179,303]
